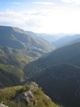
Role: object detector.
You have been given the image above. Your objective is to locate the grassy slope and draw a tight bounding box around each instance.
[0,83,62,107]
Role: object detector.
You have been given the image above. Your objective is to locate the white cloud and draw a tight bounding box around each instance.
[0,6,80,34]
[0,11,23,24]
[62,0,80,5]
[0,10,42,31]
[33,2,54,5]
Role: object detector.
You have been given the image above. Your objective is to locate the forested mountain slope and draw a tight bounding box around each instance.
[24,42,80,107]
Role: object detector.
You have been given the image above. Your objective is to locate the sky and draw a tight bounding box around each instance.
[0,0,80,34]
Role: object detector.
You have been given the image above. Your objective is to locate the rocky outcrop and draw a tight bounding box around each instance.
[22,90,35,105]
[14,82,37,105]
[30,82,38,90]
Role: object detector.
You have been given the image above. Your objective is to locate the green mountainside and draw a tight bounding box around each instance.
[24,42,80,107]
[36,41,80,67]
[24,42,80,78]
[33,64,80,107]
[0,26,53,53]
[0,25,53,87]
[0,67,20,87]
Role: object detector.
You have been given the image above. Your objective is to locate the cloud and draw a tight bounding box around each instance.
[0,6,80,34]
[25,9,50,16]
[0,11,23,24]
[33,2,54,5]
[61,0,80,5]
[0,10,42,31]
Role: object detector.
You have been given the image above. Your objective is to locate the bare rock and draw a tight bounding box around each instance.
[23,90,35,105]
[30,82,38,90]
[14,90,35,105]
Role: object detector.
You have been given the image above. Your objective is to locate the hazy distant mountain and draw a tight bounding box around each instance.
[69,34,80,44]
[26,31,66,43]
[52,34,80,48]
[38,33,66,43]
[26,31,49,44]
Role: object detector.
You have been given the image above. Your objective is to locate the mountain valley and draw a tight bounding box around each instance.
[0,25,80,107]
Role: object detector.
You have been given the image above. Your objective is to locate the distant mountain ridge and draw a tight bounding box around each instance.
[52,34,80,48]
[26,31,66,43]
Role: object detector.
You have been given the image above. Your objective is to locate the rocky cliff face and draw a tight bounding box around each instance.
[14,82,38,106]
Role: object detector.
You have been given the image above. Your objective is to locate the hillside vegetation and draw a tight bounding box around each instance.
[24,42,80,107]
[24,42,80,78]
[0,82,62,107]
[33,64,80,107]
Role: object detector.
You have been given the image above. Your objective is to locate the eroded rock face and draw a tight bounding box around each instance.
[14,82,36,105]
[14,90,35,105]
[22,90,35,105]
